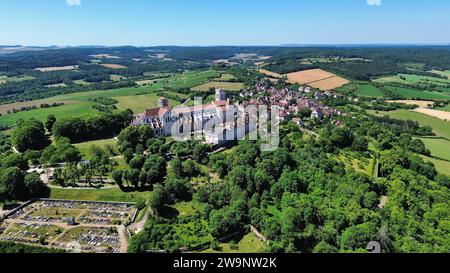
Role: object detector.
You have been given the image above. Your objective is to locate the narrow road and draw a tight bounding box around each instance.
[128,206,153,234]
[118,226,128,253]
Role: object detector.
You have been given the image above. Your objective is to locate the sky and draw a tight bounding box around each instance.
[0,0,449,46]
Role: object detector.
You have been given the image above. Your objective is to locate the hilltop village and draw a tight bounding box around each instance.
[134,79,345,145]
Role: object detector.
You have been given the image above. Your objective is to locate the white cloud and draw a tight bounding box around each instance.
[67,0,81,6]
[367,0,381,6]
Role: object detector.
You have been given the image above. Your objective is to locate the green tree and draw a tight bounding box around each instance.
[45,115,57,132]
[0,167,25,200]
[127,169,140,188]
[171,157,184,178]
[24,172,48,198]
[112,170,124,188]
[11,119,49,152]
[150,184,167,215]
[340,222,378,251]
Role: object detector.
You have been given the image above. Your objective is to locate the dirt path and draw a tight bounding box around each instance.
[118,226,128,253]
[128,206,153,234]
[378,196,388,209]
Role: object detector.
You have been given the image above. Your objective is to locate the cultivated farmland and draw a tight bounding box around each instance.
[261,68,349,91]
[384,85,450,100]
[430,70,450,79]
[259,69,282,79]
[90,54,121,59]
[285,69,349,90]
[191,81,244,92]
[0,100,75,115]
[412,108,450,121]
[99,64,127,69]
[386,100,434,108]
[385,100,450,120]
[374,73,450,86]
[35,65,79,72]
[0,70,219,127]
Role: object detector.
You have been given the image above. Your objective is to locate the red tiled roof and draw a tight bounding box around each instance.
[145,108,161,117]
[144,107,170,117]
[213,100,228,106]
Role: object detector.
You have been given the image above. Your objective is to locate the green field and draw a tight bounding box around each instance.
[372,72,450,100]
[356,84,384,97]
[371,110,450,176]
[371,110,450,139]
[73,79,90,86]
[192,81,244,92]
[74,138,118,157]
[417,137,450,161]
[49,187,151,203]
[166,70,220,89]
[202,233,266,253]
[110,74,127,81]
[375,73,450,86]
[0,75,36,84]
[420,156,450,176]
[171,201,204,217]
[384,85,450,100]
[215,74,236,81]
[437,104,450,112]
[115,93,180,113]
[0,70,219,127]
[0,101,97,127]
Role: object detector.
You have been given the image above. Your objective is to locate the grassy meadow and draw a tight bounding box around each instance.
[49,187,151,203]
[356,84,384,97]
[202,233,266,253]
[375,73,450,85]
[420,156,450,176]
[191,81,244,92]
[369,71,450,100]
[437,104,450,112]
[417,137,450,161]
[371,109,450,139]
[0,70,220,127]
[384,85,450,100]
[74,138,118,157]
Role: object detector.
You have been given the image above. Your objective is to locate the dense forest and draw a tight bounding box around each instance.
[264,46,450,80]
[127,112,449,253]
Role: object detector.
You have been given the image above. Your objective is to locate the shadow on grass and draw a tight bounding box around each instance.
[159,206,180,219]
[119,185,154,193]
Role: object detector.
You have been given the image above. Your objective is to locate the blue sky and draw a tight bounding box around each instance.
[0,0,449,46]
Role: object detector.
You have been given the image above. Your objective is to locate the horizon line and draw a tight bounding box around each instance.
[1,43,450,48]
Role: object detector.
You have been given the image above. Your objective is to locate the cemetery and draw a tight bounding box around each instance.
[0,199,138,253]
